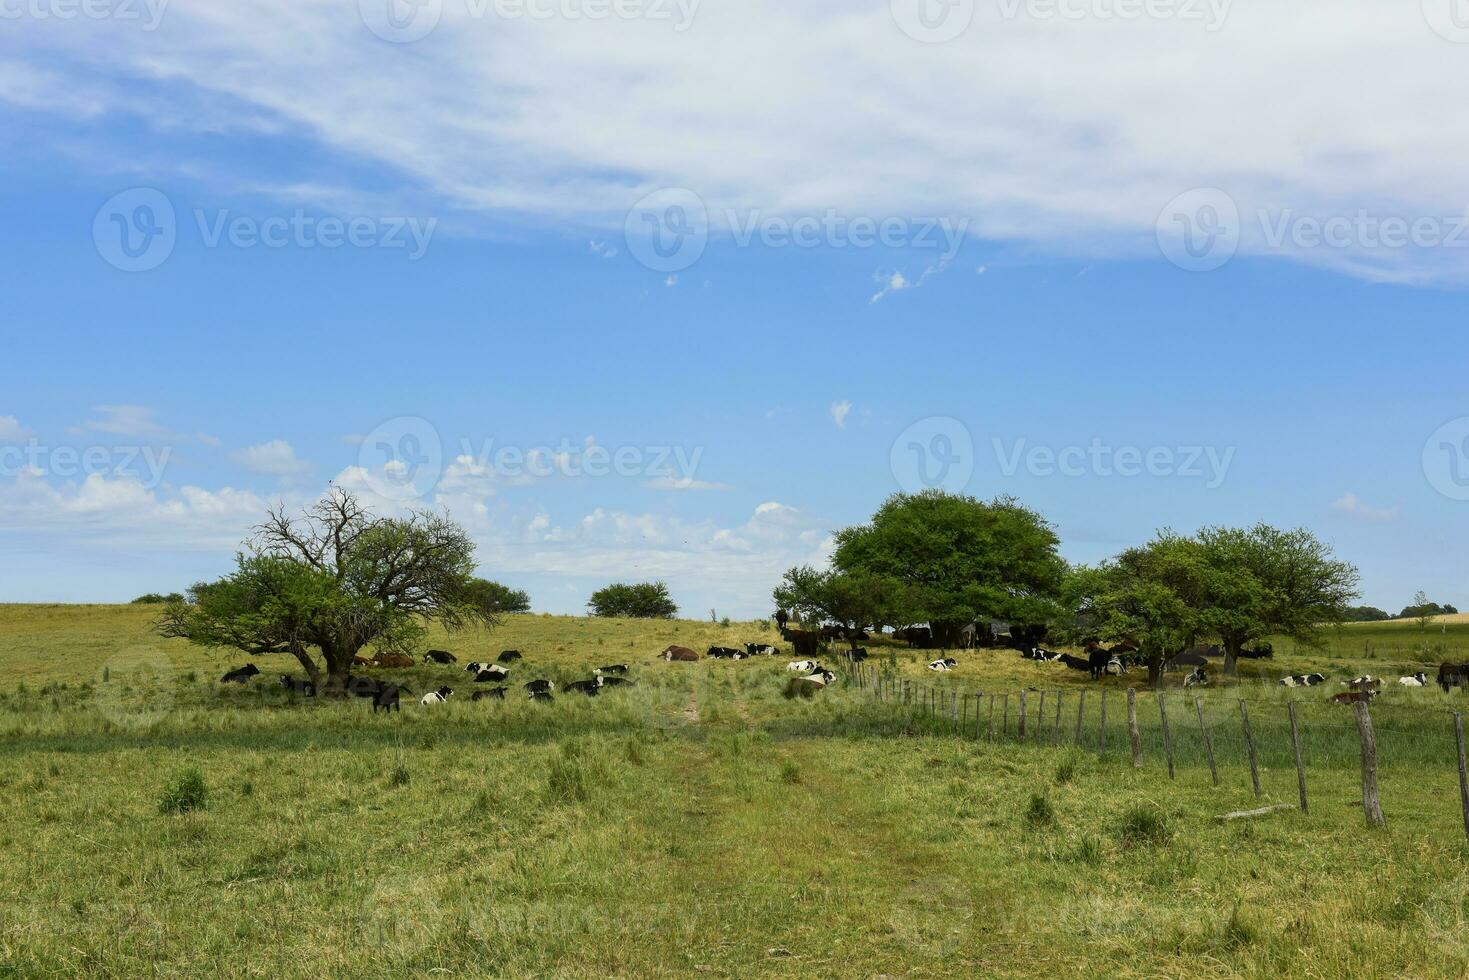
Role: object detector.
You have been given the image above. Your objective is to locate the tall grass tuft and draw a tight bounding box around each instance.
[159,767,208,814]
[1118,803,1171,846]
[1024,792,1056,828]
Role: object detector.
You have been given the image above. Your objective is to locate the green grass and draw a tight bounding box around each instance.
[1,604,1469,977]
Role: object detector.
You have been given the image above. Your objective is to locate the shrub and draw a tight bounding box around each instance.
[779,760,803,785]
[159,767,208,814]
[389,762,411,787]
[1118,803,1171,846]
[132,592,184,605]
[1024,792,1055,828]
[1054,755,1078,785]
[587,582,677,619]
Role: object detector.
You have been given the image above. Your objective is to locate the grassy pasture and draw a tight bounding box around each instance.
[2,605,1469,977]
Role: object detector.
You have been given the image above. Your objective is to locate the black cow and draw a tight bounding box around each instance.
[471,687,508,701]
[528,690,555,703]
[279,675,316,697]
[1237,643,1274,660]
[565,679,600,696]
[345,675,383,699]
[221,664,259,684]
[595,664,629,675]
[707,646,743,659]
[498,650,523,663]
[1086,646,1111,681]
[1439,663,1469,692]
[1058,654,1090,672]
[424,650,457,665]
[842,647,869,663]
[524,679,555,694]
[373,683,409,713]
[596,675,631,688]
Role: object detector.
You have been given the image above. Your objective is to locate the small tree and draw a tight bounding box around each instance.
[773,566,911,646]
[1081,533,1207,686]
[587,582,677,619]
[158,490,498,695]
[463,578,531,614]
[1411,590,1435,631]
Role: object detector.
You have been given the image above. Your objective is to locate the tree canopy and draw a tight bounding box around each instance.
[158,490,498,693]
[587,581,678,619]
[830,490,1066,644]
[772,566,912,645]
[463,578,532,614]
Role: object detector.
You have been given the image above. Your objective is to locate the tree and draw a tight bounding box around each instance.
[1079,533,1208,686]
[158,490,497,695]
[1342,605,1391,622]
[132,592,184,605]
[1399,594,1456,627]
[463,578,531,614]
[587,581,677,619]
[830,491,1066,646]
[1195,525,1359,675]
[772,566,912,646]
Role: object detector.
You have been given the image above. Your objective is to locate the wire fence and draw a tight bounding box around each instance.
[847,663,1469,833]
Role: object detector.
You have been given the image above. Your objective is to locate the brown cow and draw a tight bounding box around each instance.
[661,645,699,662]
[352,656,372,666]
[1331,690,1378,705]
[372,653,414,669]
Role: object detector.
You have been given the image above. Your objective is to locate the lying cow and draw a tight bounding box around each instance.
[662,645,700,662]
[471,687,508,701]
[1183,666,1208,688]
[524,679,555,694]
[594,664,629,675]
[927,658,957,672]
[279,675,315,697]
[221,664,259,684]
[497,650,523,663]
[423,650,457,666]
[1331,690,1378,705]
[467,664,510,682]
[564,679,600,696]
[1058,653,1090,672]
[1280,673,1327,688]
[372,653,414,669]
[787,660,820,673]
[420,686,453,705]
[707,646,744,660]
[528,689,555,703]
[596,675,632,688]
[744,644,778,657]
[1399,672,1429,687]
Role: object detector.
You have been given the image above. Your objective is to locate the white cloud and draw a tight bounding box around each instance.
[664,274,678,287]
[13,2,1469,283]
[1332,491,1401,522]
[75,405,172,439]
[589,240,618,258]
[870,259,949,303]
[642,476,732,491]
[0,416,27,440]
[830,400,852,428]
[231,440,312,478]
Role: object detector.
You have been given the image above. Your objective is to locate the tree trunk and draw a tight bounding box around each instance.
[1147,655,1163,688]
[289,641,321,687]
[318,645,355,698]
[1223,635,1241,677]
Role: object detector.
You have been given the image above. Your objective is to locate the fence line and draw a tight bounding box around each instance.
[844,661,1469,839]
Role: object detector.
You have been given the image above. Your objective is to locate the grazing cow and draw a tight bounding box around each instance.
[594,664,630,675]
[1344,676,1381,692]
[744,644,778,657]
[497,650,523,663]
[423,650,457,666]
[420,686,453,705]
[279,675,316,697]
[373,683,409,713]
[1439,663,1469,692]
[1184,666,1208,688]
[1058,654,1090,672]
[927,658,957,672]
[1331,690,1378,706]
[1399,672,1429,687]
[661,645,700,662]
[524,679,555,694]
[1086,646,1112,681]
[220,664,259,684]
[471,687,508,701]
[707,646,744,660]
[786,660,819,673]
[564,679,600,696]
[528,690,555,703]
[372,653,414,669]
[596,675,631,688]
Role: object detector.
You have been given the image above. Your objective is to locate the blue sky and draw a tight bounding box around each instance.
[2,0,1468,616]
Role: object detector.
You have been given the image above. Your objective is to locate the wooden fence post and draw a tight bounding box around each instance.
[975,692,984,739]
[1126,688,1142,768]
[1054,691,1064,738]
[1239,700,1261,797]
[1287,701,1308,814]
[1157,690,1175,779]
[1036,691,1045,742]
[951,691,959,730]
[1455,713,1469,841]
[1195,697,1219,786]
[1018,691,1029,739]
[1002,694,1010,736]
[987,694,996,739]
[1074,691,1086,746]
[1353,701,1384,828]
[1099,690,1108,753]
[961,694,969,732]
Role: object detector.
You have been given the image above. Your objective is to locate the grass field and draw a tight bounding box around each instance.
[3,604,1469,977]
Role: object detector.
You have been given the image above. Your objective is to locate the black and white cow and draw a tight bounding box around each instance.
[594,664,629,675]
[564,679,600,696]
[786,660,819,673]
[1399,672,1429,687]
[470,665,510,683]
[707,646,744,660]
[1280,673,1327,688]
[744,644,778,657]
[1184,666,1208,688]
[420,686,453,705]
[528,689,555,702]
[1105,657,1126,677]
[1344,675,1382,691]
[221,664,259,684]
[471,687,508,701]
[497,650,523,663]
[423,650,457,666]
[595,675,632,688]
[523,679,555,694]
[279,675,315,697]
[927,658,957,672]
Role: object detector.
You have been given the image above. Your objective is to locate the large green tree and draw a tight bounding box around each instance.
[1195,524,1359,675]
[158,490,498,695]
[464,578,532,614]
[831,491,1066,646]
[587,581,678,619]
[772,566,912,646]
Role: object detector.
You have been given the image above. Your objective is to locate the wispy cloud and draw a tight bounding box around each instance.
[830,400,852,429]
[74,405,173,440]
[642,476,732,492]
[231,440,312,478]
[0,416,27,441]
[1332,491,1401,522]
